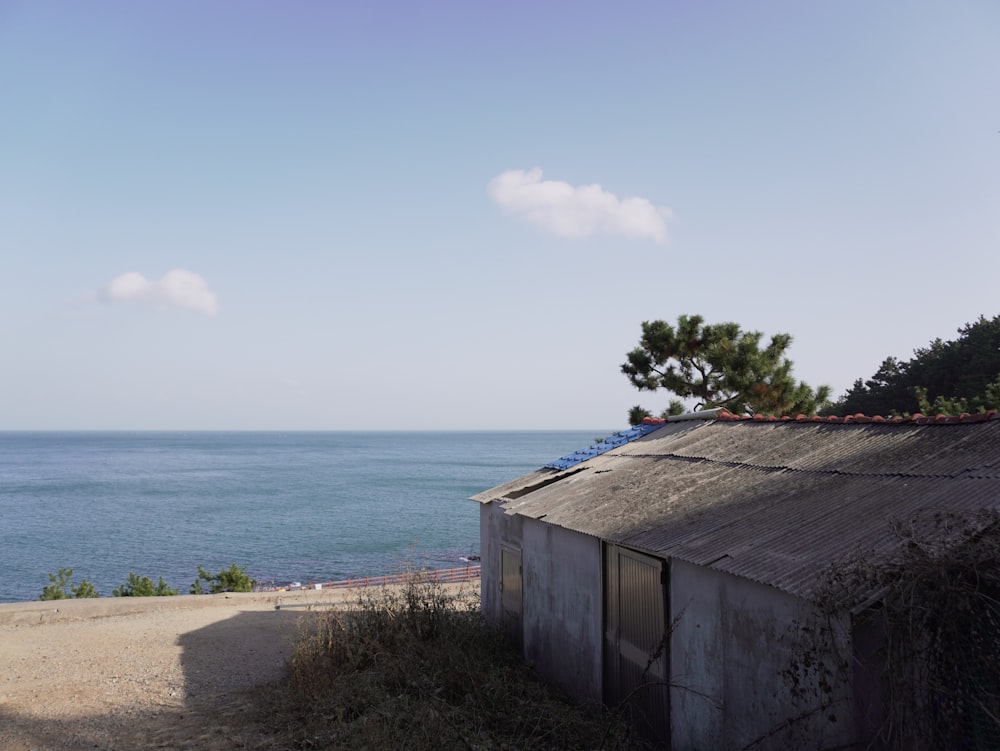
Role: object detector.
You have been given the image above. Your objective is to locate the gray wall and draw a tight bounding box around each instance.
[521,516,602,703]
[479,502,499,623]
[479,501,521,624]
[669,559,855,751]
[479,503,603,704]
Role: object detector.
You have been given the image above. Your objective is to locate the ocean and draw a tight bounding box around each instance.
[0,431,603,603]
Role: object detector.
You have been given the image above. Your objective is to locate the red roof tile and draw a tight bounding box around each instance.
[708,409,1000,425]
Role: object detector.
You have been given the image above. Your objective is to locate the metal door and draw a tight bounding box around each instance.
[604,544,669,744]
[500,546,523,649]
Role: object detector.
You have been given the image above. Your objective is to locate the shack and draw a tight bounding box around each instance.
[471,410,1000,749]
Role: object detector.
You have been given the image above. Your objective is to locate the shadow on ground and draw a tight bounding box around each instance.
[0,608,318,751]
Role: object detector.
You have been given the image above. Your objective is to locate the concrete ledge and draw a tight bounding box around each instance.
[0,589,343,627]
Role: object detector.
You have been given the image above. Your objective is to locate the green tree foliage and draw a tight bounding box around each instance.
[112,572,178,597]
[627,401,684,426]
[826,314,1000,416]
[190,563,255,594]
[39,568,100,600]
[622,314,830,421]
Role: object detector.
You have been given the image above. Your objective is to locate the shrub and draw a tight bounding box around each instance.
[39,568,100,600]
[190,562,255,594]
[814,510,1000,750]
[112,572,178,597]
[39,568,73,600]
[71,578,100,598]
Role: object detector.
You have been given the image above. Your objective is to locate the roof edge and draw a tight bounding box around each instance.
[543,422,665,471]
[640,408,722,425]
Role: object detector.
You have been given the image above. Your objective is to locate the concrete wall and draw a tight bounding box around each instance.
[669,559,855,751]
[521,516,603,703]
[479,501,522,625]
[480,503,603,704]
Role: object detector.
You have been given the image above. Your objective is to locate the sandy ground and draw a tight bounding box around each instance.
[0,587,443,750]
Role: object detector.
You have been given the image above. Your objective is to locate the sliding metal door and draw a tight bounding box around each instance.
[500,545,523,650]
[604,544,669,744]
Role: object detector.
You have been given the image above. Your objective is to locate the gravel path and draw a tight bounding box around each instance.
[0,590,359,750]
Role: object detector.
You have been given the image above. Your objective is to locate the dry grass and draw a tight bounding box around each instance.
[236,576,653,750]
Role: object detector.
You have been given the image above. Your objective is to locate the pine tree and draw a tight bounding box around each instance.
[826,314,1000,416]
[622,314,829,420]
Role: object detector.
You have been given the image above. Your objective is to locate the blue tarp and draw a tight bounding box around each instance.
[544,423,663,470]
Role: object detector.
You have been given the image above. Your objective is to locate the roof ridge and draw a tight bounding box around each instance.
[641,410,1000,426]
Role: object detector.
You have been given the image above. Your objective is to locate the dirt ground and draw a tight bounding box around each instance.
[0,588,378,750]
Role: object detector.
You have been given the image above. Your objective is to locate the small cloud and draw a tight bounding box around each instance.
[487,167,672,243]
[99,269,219,315]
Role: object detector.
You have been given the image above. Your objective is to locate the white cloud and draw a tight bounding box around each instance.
[487,167,672,243]
[99,269,219,315]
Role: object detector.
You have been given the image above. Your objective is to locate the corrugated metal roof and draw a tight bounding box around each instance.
[475,418,1000,599]
[469,420,705,505]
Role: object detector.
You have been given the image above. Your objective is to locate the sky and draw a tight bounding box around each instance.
[2,1,998,431]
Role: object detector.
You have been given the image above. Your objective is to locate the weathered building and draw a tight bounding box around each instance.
[472,410,1000,749]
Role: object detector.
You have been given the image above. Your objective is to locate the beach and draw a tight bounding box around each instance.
[0,585,474,750]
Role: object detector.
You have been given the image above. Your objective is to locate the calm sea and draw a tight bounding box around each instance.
[0,431,602,603]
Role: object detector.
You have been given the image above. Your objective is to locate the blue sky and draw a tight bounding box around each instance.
[2,1,998,430]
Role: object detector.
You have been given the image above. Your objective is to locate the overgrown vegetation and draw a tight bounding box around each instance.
[248,576,652,750]
[812,511,1000,750]
[112,572,178,597]
[190,562,256,594]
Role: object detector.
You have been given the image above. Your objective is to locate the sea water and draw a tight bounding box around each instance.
[0,431,602,603]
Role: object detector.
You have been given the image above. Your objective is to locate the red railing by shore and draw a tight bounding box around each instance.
[256,564,481,592]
